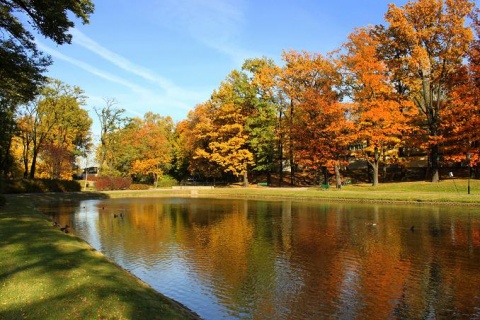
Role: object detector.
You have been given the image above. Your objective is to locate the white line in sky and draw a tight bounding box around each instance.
[69,28,195,98]
[36,41,191,114]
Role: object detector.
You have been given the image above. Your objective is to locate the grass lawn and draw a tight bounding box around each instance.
[101,179,480,205]
[0,194,200,320]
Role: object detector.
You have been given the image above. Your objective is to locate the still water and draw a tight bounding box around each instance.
[41,198,480,319]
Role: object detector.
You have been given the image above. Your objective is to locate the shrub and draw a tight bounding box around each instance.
[3,179,81,193]
[129,183,150,190]
[95,177,132,191]
[156,175,178,188]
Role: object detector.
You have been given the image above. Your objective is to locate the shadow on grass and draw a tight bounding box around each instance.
[0,194,200,320]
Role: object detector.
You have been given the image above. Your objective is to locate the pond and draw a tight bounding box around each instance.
[40,197,480,319]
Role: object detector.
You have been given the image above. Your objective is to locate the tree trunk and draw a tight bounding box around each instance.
[289,100,295,186]
[430,144,440,182]
[370,146,380,186]
[322,166,329,186]
[372,161,379,187]
[278,140,283,187]
[278,110,283,187]
[243,171,249,187]
[29,151,38,179]
[334,164,342,189]
[23,155,29,179]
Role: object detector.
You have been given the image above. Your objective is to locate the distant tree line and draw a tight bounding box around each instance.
[1,0,479,189]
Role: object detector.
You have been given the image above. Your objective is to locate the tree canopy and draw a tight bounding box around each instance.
[0,0,94,103]
[0,0,94,177]
[1,0,479,188]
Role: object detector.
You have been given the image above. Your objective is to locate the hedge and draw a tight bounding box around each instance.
[95,177,132,191]
[3,179,82,193]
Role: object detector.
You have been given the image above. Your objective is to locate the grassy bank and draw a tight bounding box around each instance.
[0,194,200,320]
[102,180,480,205]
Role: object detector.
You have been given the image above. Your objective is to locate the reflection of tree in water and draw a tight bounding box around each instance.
[40,199,480,319]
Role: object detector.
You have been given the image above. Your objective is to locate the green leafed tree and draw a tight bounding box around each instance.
[242,58,279,185]
[15,79,92,179]
[0,0,94,176]
[94,98,127,176]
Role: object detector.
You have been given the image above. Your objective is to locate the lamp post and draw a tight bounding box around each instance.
[466,153,471,195]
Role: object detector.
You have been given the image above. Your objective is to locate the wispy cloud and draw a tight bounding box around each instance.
[36,41,192,115]
[68,29,203,99]
[153,0,255,65]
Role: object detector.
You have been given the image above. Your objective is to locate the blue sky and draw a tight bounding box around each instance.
[36,0,407,135]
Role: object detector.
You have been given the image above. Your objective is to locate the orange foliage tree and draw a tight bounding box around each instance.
[114,112,174,185]
[442,12,480,170]
[340,27,418,186]
[376,0,476,182]
[279,50,351,187]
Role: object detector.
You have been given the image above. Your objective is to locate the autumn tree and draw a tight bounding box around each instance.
[15,79,91,179]
[114,112,174,185]
[242,58,279,185]
[175,102,224,183]
[273,51,351,187]
[94,98,127,176]
[274,51,304,185]
[376,0,476,182]
[0,0,94,176]
[341,27,418,186]
[194,71,255,186]
[441,11,480,172]
[171,119,193,182]
[254,59,291,186]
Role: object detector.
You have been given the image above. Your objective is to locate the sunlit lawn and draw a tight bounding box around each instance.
[97,179,480,205]
[195,179,480,204]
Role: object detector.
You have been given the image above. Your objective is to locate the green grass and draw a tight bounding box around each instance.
[0,195,200,320]
[194,180,480,204]
[99,179,480,205]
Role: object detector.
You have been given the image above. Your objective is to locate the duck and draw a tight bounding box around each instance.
[60,225,70,232]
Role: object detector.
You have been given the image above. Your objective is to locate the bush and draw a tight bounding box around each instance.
[156,175,178,188]
[95,177,132,191]
[4,179,82,193]
[129,183,150,190]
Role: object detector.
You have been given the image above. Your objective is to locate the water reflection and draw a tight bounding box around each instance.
[41,198,480,319]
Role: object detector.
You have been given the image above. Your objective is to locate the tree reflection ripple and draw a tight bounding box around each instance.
[42,198,480,320]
